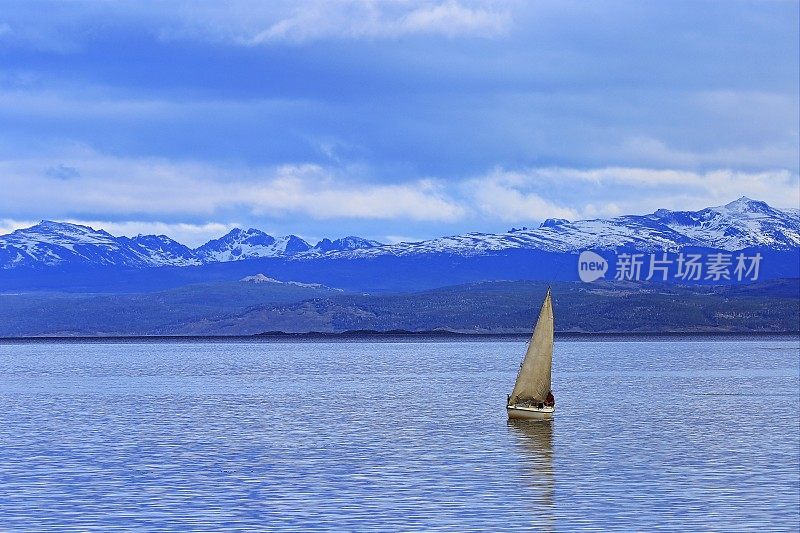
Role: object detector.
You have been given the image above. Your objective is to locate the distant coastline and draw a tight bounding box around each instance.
[1,330,798,344]
[1,279,797,337]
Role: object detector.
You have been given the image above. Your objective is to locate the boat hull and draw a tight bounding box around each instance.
[507,404,554,420]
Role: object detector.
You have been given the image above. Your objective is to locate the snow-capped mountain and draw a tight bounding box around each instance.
[318,197,800,260]
[646,197,800,250]
[195,228,313,262]
[118,235,201,267]
[240,273,342,291]
[0,222,384,269]
[0,221,197,269]
[0,198,797,272]
[195,231,382,262]
[307,236,383,254]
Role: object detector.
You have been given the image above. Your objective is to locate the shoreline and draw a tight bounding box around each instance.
[1,330,798,344]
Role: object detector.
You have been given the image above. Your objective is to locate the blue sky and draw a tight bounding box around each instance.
[0,0,798,246]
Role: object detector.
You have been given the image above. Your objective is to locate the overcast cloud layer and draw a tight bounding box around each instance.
[1,1,798,244]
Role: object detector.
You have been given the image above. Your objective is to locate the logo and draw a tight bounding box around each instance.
[577,251,762,283]
[578,250,608,282]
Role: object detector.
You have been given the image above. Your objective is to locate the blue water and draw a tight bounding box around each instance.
[0,338,798,531]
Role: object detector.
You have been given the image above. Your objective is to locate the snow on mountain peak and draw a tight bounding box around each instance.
[240,273,281,283]
[26,220,116,244]
[317,198,800,260]
[722,196,770,213]
[194,230,383,262]
[194,229,312,262]
[0,198,797,270]
[0,221,392,269]
[539,218,569,228]
[0,220,197,268]
[240,273,340,290]
[312,236,383,253]
[120,234,200,266]
[646,198,800,250]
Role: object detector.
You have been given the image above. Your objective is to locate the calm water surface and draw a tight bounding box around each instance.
[0,338,798,531]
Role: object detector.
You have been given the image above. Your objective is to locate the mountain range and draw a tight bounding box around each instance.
[0,222,383,269]
[1,197,798,293]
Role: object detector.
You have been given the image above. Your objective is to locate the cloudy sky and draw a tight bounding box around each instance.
[0,0,798,246]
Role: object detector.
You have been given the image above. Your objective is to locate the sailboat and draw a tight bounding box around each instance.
[507,288,555,420]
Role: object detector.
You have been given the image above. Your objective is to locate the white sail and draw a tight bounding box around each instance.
[509,289,554,403]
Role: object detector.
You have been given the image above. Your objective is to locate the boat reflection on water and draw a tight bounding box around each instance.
[508,419,555,530]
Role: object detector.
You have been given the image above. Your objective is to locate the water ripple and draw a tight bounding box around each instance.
[0,340,797,531]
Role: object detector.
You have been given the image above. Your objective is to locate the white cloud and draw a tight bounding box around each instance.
[247,165,465,220]
[0,1,514,52]
[467,175,579,222]
[467,166,800,219]
[244,1,510,44]
[0,218,37,236]
[70,220,238,248]
[616,135,799,171]
[0,151,466,223]
[2,146,797,239]
[402,1,507,36]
